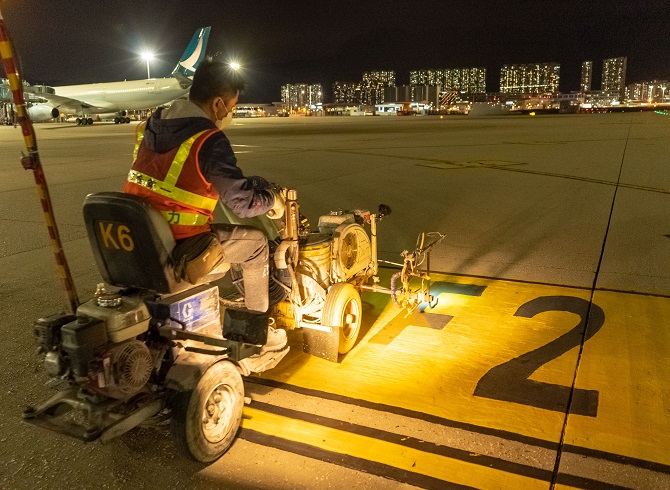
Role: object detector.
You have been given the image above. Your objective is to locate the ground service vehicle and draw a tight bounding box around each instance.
[24,189,440,462]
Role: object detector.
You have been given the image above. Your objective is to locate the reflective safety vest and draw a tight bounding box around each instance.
[123,122,219,239]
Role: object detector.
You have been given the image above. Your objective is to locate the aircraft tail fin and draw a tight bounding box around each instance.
[172,27,211,78]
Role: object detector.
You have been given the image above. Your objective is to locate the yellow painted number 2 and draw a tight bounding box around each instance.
[99,222,134,252]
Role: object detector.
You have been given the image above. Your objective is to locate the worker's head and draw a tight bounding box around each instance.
[189,58,246,130]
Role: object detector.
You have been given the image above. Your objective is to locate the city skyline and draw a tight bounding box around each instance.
[287,56,648,106]
[2,1,668,102]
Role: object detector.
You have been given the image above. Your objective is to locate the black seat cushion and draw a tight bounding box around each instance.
[83,192,185,294]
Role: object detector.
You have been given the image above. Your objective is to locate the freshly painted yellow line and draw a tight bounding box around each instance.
[269,271,589,442]
[262,269,670,469]
[561,290,670,466]
[241,406,549,489]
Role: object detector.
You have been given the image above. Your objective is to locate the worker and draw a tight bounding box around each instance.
[123,58,286,358]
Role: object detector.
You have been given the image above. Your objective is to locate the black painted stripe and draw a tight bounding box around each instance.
[562,445,670,475]
[243,402,643,490]
[250,400,554,482]
[239,428,477,490]
[246,377,559,450]
[247,378,670,475]
[555,472,634,490]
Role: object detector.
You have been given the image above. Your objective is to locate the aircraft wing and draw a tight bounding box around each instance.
[26,90,113,115]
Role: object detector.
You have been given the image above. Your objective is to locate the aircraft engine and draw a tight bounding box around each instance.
[27,104,59,122]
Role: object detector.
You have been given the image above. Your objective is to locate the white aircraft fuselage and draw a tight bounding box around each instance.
[24,27,210,122]
[54,78,188,113]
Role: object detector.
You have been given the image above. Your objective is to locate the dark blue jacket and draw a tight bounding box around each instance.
[141,102,274,218]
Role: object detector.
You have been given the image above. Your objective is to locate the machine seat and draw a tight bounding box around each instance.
[83,192,227,295]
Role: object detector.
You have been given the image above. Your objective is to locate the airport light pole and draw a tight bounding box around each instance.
[141,51,154,79]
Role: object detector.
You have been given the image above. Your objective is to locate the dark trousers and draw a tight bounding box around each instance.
[210,223,269,313]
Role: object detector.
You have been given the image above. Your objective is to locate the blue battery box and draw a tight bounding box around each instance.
[147,285,220,332]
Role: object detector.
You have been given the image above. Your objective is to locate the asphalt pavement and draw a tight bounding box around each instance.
[0,112,668,489]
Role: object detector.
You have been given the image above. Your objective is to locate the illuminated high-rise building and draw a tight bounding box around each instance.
[281,83,323,110]
[332,81,359,104]
[308,84,323,105]
[499,63,560,94]
[581,61,593,92]
[626,80,669,102]
[601,57,627,99]
[409,68,486,93]
[361,71,395,105]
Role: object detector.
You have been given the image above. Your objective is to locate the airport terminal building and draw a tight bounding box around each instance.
[1,78,13,124]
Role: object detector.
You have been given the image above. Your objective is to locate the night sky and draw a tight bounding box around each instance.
[3,0,669,102]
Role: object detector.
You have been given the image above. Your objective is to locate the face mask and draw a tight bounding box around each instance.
[215,102,234,130]
[216,110,233,130]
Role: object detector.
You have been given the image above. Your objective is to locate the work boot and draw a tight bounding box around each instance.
[260,325,287,353]
[238,344,290,375]
[238,325,289,375]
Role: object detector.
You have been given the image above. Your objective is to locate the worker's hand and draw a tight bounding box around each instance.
[266,188,286,219]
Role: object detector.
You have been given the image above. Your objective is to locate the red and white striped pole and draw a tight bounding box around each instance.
[0,4,79,313]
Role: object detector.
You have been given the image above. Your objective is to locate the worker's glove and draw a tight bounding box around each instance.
[266,188,286,219]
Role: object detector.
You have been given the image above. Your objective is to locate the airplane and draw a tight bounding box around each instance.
[26,26,210,125]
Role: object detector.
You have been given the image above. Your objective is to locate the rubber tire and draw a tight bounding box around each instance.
[170,361,244,463]
[87,118,94,125]
[114,117,120,124]
[75,118,81,125]
[125,117,131,124]
[322,282,362,354]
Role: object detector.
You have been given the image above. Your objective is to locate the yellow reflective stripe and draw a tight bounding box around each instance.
[128,129,217,211]
[133,124,145,161]
[127,170,218,211]
[163,131,206,187]
[0,41,15,60]
[160,210,210,226]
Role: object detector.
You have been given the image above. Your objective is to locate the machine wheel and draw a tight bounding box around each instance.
[322,283,362,354]
[170,361,244,463]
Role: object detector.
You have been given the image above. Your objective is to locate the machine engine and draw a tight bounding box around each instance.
[274,210,374,327]
[33,292,154,400]
[318,212,372,282]
[86,340,153,399]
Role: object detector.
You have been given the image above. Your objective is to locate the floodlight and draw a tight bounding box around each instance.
[141,51,155,78]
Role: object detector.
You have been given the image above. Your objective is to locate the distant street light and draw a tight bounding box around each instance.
[229,61,241,71]
[141,51,155,79]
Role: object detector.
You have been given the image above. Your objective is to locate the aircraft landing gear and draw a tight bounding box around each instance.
[76,117,94,125]
[114,117,132,124]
